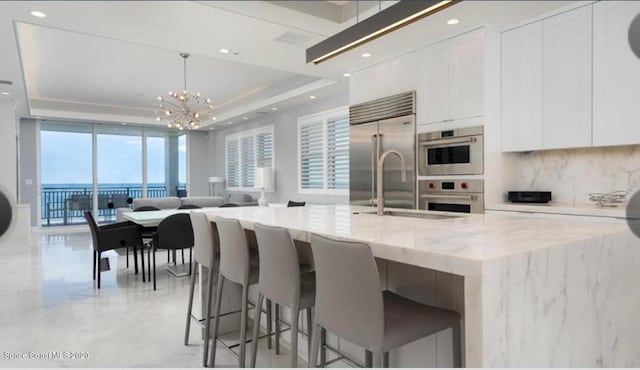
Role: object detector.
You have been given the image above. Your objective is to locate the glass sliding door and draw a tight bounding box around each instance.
[40,122,93,226]
[145,129,168,198]
[38,121,187,227]
[96,125,143,223]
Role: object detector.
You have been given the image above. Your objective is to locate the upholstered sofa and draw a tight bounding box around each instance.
[115,194,256,222]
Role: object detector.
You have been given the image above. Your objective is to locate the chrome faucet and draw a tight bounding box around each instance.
[375,150,407,216]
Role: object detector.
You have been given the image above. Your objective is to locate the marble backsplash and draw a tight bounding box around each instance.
[510,145,640,205]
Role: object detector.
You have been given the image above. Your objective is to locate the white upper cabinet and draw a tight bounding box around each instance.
[449,30,485,121]
[542,5,593,150]
[502,5,594,152]
[501,21,543,152]
[593,1,640,147]
[421,29,484,124]
[421,41,450,124]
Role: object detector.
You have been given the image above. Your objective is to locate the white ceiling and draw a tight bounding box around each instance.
[0,0,578,130]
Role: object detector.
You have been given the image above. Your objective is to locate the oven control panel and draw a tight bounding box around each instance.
[419,179,483,193]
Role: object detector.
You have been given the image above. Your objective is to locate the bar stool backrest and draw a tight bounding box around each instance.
[189,212,217,269]
[215,217,250,285]
[254,223,301,307]
[310,233,385,352]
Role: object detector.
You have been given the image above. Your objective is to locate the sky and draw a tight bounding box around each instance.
[40,131,186,184]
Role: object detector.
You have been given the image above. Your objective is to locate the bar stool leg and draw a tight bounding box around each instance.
[320,328,326,367]
[266,299,273,349]
[250,293,264,367]
[383,352,389,368]
[184,261,198,346]
[365,351,372,368]
[238,283,250,367]
[373,352,384,368]
[275,304,281,354]
[308,323,322,368]
[208,274,225,368]
[290,305,300,368]
[93,250,96,281]
[306,308,313,354]
[452,319,462,368]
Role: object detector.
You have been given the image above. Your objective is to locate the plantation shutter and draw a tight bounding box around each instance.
[256,131,273,168]
[240,136,255,187]
[299,122,324,189]
[327,115,349,190]
[226,139,239,188]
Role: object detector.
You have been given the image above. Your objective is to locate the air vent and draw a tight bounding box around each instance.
[274,31,309,46]
[349,91,415,125]
[0,80,13,86]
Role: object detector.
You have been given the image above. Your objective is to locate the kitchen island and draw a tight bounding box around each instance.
[199,205,639,367]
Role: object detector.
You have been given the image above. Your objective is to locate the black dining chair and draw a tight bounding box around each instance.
[84,211,144,289]
[218,203,239,208]
[287,200,306,207]
[151,213,194,290]
[178,204,202,210]
[133,206,161,269]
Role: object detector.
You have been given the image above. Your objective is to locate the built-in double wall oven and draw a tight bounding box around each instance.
[417,126,484,214]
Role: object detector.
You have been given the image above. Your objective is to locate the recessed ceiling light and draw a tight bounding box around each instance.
[227,121,233,125]
[309,95,316,99]
[121,122,128,125]
[0,92,9,95]
[30,10,47,18]
[212,116,217,121]
[447,18,459,25]
[243,117,248,120]
[361,52,372,58]
[343,73,351,77]
[219,48,230,54]
[210,127,214,130]
[271,107,278,111]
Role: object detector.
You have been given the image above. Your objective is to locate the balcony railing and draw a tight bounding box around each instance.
[41,184,174,226]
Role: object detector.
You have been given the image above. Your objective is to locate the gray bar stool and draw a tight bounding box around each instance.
[307,234,462,368]
[184,212,218,366]
[208,216,260,368]
[250,223,323,368]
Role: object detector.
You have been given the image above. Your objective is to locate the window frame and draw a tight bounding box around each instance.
[297,107,349,195]
[225,125,274,192]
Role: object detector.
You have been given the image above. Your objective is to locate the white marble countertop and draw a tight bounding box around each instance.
[199,205,628,276]
[486,202,628,218]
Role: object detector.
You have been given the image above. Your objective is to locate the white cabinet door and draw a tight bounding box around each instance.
[421,41,450,124]
[501,21,543,152]
[593,1,640,147]
[542,5,593,149]
[449,29,484,121]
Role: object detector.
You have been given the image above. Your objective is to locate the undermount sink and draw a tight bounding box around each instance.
[353,210,463,220]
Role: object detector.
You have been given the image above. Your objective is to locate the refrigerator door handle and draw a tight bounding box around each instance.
[371,134,377,204]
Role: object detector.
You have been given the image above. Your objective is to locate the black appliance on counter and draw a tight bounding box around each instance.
[508,191,552,203]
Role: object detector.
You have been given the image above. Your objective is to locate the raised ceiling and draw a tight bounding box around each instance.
[0,1,577,130]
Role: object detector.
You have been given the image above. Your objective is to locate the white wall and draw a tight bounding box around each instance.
[209,93,349,204]
[0,101,17,203]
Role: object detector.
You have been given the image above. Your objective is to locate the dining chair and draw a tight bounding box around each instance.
[287,200,306,207]
[151,213,194,290]
[84,211,144,289]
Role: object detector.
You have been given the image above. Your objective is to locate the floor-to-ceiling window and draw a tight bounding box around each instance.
[40,123,93,226]
[96,125,143,223]
[39,121,186,226]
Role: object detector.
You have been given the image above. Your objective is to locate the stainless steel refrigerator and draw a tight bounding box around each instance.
[349,92,416,209]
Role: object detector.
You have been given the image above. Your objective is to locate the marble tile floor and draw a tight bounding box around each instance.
[0,230,342,368]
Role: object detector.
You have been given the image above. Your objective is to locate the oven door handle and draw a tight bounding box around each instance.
[420,194,477,201]
[418,137,477,147]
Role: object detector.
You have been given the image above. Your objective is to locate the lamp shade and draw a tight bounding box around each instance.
[254,167,273,191]
[208,176,224,184]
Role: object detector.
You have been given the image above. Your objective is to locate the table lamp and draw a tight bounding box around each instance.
[208,177,224,197]
[254,167,273,207]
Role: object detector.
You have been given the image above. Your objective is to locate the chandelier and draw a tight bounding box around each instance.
[155,53,215,130]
